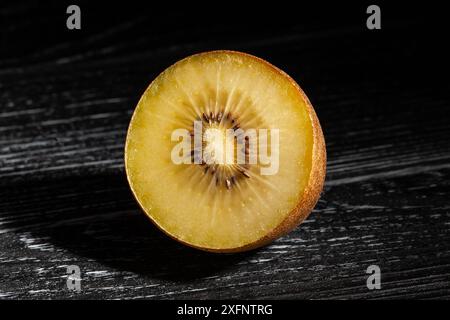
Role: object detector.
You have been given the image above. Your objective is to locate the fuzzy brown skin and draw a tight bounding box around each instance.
[125,50,326,253]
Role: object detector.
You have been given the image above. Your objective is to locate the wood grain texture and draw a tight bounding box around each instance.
[0,2,449,299]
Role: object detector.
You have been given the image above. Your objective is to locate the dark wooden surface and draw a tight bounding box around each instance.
[1,2,449,299]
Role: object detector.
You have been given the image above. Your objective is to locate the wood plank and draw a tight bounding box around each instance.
[0,2,449,299]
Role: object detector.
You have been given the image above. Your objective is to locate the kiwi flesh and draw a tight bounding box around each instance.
[125,50,326,252]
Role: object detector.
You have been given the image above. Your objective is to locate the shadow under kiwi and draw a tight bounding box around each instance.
[2,172,254,281]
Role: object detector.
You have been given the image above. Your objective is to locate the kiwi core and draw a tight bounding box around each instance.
[188,110,254,190]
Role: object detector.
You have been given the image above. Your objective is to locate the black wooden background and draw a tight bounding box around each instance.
[0,1,449,299]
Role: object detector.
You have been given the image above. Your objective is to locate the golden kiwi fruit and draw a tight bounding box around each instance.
[125,50,326,252]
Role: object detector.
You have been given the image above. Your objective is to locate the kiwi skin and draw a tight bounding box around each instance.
[125,50,326,253]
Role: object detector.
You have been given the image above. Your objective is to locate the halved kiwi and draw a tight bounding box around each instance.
[125,50,326,252]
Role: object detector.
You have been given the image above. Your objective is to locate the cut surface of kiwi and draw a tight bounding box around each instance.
[125,51,326,252]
